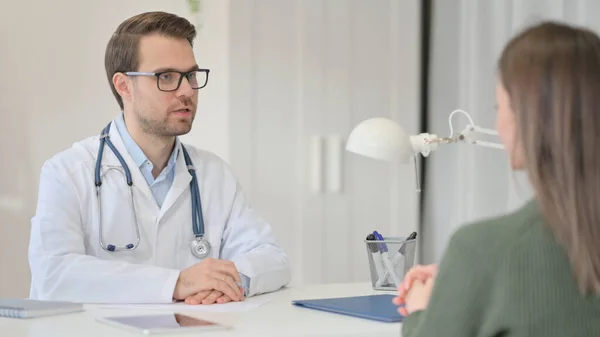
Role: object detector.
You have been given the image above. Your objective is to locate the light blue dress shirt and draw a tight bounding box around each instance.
[114,113,178,209]
[114,114,250,296]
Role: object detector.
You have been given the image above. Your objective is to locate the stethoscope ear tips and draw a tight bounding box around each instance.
[126,244,134,249]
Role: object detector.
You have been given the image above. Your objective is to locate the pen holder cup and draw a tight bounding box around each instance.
[365,237,417,291]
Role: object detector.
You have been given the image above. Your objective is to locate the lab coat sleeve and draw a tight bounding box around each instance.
[28,160,181,304]
[218,162,291,297]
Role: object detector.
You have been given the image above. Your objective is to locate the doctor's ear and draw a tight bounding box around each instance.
[113,72,133,102]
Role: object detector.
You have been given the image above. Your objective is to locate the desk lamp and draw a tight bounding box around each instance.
[345,110,504,192]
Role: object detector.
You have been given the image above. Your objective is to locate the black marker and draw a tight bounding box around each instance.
[366,234,378,253]
[398,231,417,255]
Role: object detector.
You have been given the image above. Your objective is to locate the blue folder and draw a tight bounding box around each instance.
[291,294,403,323]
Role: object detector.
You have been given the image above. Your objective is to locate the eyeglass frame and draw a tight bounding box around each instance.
[123,68,210,92]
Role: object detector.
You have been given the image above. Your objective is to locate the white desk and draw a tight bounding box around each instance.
[0,283,402,337]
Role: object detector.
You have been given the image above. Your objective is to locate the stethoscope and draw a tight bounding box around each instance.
[94,122,211,259]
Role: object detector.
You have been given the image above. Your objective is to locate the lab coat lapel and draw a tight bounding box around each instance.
[100,120,158,212]
[158,142,192,219]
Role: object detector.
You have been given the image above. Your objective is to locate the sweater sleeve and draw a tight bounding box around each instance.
[402,228,492,337]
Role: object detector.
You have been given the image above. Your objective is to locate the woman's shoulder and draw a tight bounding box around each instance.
[448,199,544,258]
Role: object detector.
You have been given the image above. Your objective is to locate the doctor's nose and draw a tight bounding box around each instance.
[175,77,195,97]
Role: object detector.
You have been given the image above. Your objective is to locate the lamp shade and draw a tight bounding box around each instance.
[345,117,414,163]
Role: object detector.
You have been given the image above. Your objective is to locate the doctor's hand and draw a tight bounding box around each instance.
[184,290,232,305]
[173,258,244,302]
[393,264,438,316]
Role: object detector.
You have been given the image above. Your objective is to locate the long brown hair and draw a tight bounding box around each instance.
[499,21,600,294]
[104,11,196,110]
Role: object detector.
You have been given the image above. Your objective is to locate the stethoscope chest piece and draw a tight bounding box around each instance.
[190,236,211,259]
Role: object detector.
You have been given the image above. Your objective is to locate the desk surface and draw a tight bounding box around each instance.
[0,283,402,337]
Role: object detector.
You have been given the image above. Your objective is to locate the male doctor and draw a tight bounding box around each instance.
[28,11,291,304]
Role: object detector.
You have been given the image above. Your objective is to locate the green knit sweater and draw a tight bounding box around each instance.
[402,199,600,337]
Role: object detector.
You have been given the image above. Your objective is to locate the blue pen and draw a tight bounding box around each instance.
[373,231,402,287]
[373,231,388,252]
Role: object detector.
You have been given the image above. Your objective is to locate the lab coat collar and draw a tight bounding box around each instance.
[157,140,192,220]
[114,113,148,168]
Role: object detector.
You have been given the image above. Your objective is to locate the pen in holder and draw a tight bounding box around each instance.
[365,234,417,291]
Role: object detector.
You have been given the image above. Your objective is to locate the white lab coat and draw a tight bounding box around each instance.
[28,119,291,304]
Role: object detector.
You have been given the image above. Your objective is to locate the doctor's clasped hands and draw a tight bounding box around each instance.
[174,258,245,304]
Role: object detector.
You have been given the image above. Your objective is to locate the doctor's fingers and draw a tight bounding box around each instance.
[185,290,211,305]
[209,277,243,301]
[201,290,224,305]
[217,294,232,304]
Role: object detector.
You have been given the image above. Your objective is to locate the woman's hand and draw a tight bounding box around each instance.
[393,264,438,316]
[404,277,435,314]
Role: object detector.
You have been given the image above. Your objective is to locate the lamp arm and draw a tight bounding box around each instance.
[406,123,503,194]
[459,125,504,149]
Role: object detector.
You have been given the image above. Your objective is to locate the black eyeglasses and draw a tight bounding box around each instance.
[124,69,210,92]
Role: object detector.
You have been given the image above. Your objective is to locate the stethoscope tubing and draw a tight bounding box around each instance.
[94,122,206,254]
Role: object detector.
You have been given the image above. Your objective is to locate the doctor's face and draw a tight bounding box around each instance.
[129,34,199,137]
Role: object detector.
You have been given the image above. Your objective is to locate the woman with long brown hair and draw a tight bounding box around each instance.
[394,21,600,336]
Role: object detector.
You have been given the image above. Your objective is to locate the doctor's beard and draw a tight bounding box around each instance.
[136,98,197,138]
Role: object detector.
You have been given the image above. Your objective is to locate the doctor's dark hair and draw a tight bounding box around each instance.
[104,11,197,110]
[498,21,600,295]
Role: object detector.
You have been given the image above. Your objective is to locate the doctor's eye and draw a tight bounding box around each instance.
[158,72,177,83]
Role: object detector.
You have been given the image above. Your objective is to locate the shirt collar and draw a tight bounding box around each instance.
[114,113,180,169]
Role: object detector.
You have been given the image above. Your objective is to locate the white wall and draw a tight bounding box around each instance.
[0,0,228,298]
[228,0,421,287]
[181,0,231,162]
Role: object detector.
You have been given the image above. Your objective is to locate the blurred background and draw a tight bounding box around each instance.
[1,0,596,298]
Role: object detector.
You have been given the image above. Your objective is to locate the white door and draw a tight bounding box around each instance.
[229,0,421,286]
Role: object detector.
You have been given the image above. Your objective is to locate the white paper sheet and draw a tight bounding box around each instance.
[91,296,272,313]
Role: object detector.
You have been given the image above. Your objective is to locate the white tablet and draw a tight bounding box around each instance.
[96,313,231,334]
